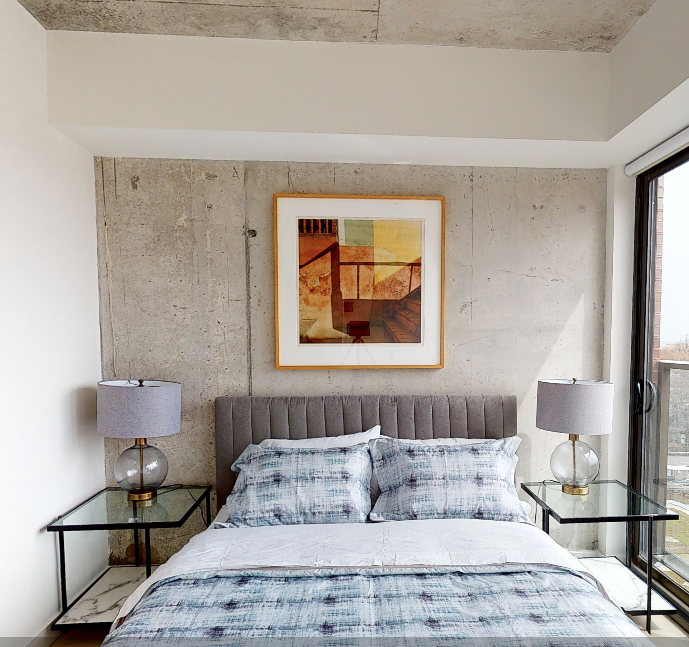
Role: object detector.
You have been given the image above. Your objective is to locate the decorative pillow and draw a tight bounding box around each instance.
[259,425,381,449]
[381,435,520,484]
[225,444,372,527]
[369,436,528,523]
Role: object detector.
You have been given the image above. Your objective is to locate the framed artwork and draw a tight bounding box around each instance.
[274,194,445,369]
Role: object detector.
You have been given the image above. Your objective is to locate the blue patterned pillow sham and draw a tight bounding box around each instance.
[225,444,372,527]
[369,436,529,523]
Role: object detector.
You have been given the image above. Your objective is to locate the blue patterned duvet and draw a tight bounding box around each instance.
[104,564,648,646]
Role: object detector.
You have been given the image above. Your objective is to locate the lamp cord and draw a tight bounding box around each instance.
[158,484,207,526]
[189,490,207,526]
[158,484,183,494]
[534,479,561,524]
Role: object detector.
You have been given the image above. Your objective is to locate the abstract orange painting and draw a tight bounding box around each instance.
[275,194,444,369]
[298,218,422,344]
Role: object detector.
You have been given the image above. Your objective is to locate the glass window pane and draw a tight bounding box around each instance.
[641,160,689,591]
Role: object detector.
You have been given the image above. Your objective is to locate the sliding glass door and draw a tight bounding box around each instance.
[631,148,689,620]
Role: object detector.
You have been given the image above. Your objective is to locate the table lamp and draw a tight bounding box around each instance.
[97,379,181,501]
[536,378,613,495]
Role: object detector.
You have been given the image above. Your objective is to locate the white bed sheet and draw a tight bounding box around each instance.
[116,517,594,623]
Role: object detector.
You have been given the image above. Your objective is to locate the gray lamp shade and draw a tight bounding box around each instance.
[536,379,614,436]
[97,380,181,439]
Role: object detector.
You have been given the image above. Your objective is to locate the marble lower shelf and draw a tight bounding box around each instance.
[580,556,675,615]
[55,565,157,627]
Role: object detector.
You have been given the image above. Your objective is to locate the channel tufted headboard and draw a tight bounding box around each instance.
[214,394,517,505]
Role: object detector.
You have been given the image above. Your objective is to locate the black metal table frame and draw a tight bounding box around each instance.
[47,485,212,630]
[522,480,679,634]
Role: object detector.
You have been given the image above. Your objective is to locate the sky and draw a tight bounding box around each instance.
[659,161,689,346]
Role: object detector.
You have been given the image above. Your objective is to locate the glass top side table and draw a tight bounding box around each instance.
[522,479,678,633]
[49,485,211,530]
[47,485,211,629]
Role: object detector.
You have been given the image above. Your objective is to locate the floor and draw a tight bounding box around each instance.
[52,629,108,647]
[632,615,689,643]
[52,617,689,647]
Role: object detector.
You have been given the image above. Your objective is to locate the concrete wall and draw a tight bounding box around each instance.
[96,158,607,560]
[0,0,105,640]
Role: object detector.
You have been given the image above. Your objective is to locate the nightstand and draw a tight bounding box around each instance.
[47,485,211,630]
[522,480,678,633]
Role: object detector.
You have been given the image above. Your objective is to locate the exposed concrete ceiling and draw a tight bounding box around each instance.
[21,0,657,52]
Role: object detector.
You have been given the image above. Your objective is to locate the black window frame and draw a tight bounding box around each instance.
[629,145,689,628]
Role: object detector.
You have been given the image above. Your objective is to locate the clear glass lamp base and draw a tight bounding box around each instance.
[550,436,600,495]
[114,439,169,501]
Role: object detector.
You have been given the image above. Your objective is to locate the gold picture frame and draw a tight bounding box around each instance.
[274,194,445,369]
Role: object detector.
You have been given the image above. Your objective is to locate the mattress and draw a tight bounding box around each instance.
[104,518,647,645]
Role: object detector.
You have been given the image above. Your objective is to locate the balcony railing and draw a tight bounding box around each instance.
[657,360,689,483]
[649,360,689,574]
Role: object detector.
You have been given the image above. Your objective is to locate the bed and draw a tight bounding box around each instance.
[103,395,647,646]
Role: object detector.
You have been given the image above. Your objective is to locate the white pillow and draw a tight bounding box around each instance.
[259,425,381,449]
[390,436,513,447]
[382,435,520,483]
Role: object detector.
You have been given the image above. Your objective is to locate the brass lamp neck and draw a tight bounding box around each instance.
[569,434,579,442]
[129,437,155,501]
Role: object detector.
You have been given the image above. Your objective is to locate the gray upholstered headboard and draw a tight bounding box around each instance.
[215,394,517,505]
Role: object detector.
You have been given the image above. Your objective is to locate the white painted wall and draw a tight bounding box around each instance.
[599,165,637,558]
[610,0,689,137]
[46,31,610,142]
[0,0,106,640]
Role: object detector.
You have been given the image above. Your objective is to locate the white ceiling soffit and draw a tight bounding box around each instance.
[55,70,689,170]
[47,1,689,169]
[47,32,611,144]
[54,126,610,169]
